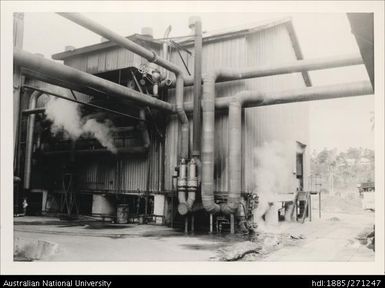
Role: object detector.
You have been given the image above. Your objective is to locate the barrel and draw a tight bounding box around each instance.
[116,204,129,224]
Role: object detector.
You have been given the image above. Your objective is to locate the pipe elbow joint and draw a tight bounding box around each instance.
[178,203,190,215]
[202,196,220,214]
[220,197,240,215]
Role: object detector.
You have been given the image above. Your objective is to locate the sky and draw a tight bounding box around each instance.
[22,12,374,153]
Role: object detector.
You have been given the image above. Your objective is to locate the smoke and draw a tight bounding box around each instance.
[45,97,117,153]
[252,141,296,228]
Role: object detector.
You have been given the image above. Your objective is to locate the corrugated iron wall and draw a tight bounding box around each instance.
[77,140,160,193]
[63,46,160,73]
[165,25,310,194]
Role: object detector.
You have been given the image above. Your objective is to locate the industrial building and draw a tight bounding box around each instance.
[13,13,374,235]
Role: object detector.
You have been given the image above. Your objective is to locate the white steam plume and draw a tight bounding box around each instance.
[252,141,296,229]
[45,97,117,153]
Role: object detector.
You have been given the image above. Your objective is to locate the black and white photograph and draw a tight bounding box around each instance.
[1,0,384,276]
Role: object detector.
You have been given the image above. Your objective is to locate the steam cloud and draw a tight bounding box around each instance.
[45,97,117,153]
[252,141,296,228]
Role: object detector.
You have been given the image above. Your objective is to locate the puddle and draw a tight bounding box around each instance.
[14,237,58,261]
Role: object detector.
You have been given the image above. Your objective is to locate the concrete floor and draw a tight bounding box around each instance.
[14,210,375,262]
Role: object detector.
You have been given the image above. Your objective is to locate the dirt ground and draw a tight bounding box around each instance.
[14,195,375,262]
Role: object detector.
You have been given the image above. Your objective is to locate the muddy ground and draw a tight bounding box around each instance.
[14,195,375,262]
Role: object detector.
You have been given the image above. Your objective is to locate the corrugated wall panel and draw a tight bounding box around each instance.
[243,26,310,194]
[63,46,161,73]
[78,140,160,193]
[165,25,309,195]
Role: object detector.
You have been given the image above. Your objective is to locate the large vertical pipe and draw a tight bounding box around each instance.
[221,101,242,215]
[190,17,203,157]
[175,75,189,159]
[23,91,43,190]
[201,74,220,214]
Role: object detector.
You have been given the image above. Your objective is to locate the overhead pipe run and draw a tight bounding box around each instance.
[201,72,372,218]
[41,147,148,157]
[22,85,149,122]
[214,80,374,109]
[165,53,364,87]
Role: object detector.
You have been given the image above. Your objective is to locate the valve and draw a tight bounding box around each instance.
[177,158,187,193]
[151,69,161,98]
[187,158,198,193]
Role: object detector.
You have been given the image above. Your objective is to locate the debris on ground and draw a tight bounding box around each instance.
[218,241,262,261]
[356,225,375,251]
[289,233,305,240]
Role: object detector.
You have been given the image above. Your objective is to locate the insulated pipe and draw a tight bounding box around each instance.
[184,81,373,112]
[176,75,189,159]
[57,13,189,159]
[191,17,203,157]
[200,78,372,216]
[163,53,364,87]
[220,100,242,215]
[41,147,148,156]
[57,13,183,74]
[201,73,221,214]
[23,91,43,190]
[214,81,373,110]
[14,49,174,112]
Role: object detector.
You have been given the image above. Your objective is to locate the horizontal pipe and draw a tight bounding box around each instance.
[23,85,148,122]
[14,49,174,112]
[166,54,363,87]
[185,81,373,111]
[216,80,373,109]
[41,147,148,156]
[22,107,45,115]
[58,13,184,75]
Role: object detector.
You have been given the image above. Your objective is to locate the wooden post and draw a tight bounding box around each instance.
[209,214,213,234]
[184,216,188,234]
[265,202,279,225]
[191,214,195,233]
[230,214,235,234]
